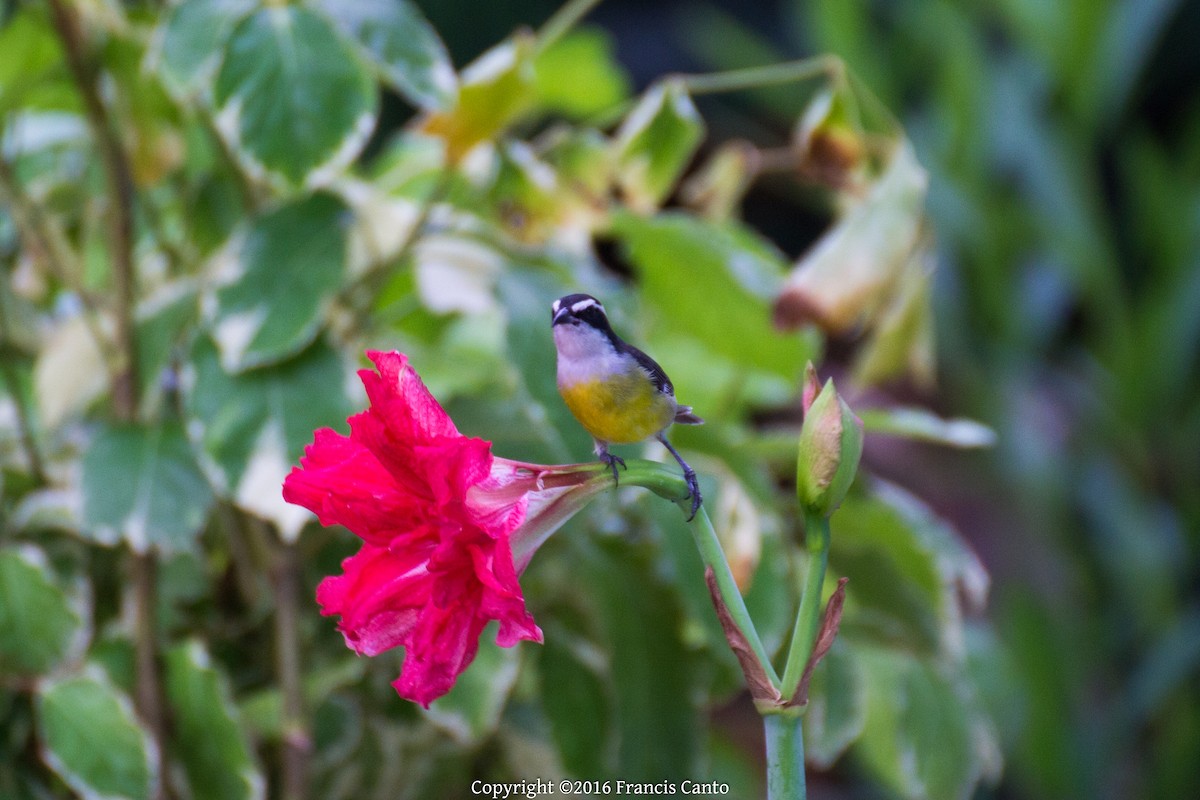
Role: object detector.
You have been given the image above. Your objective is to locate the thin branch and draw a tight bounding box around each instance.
[215,501,265,608]
[0,156,121,373]
[45,10,165,800]
[195,107,262,213]
[673,55,841,97]
[130,551,167,799]
[536,0,605,54]
[47,0,140,422]
[271,536,310,800]
[0,355,47,484]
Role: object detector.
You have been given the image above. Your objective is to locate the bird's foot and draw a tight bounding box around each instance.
[600,451,626,485]
[683,466,702,522]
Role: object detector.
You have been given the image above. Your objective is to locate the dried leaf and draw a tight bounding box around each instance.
[704,566,780,706]
[791,577,848,707]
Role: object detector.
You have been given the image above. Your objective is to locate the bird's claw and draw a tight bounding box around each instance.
[600,452,626,485]
[684,467,702,522]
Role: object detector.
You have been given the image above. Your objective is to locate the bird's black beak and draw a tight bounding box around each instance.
[552,306,571,325]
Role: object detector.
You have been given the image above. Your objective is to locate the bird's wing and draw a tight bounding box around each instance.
[623,344,674,396]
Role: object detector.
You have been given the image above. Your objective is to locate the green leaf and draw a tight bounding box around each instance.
[856,646,997,800]
[613,80,704,212]
[81,422,215,554]
[424,632,520,744]
[315,0,455,110]
[311,693,363,770]
[90,635,137,696]
[613,212,812,380]
[0,547,85,677]
[831,481,987,659]
[539,633,614,777]
[136,282,200,417]
[541,126,614,200]
[164,641,263,800]
[0,273,42,355]
[214,6,377,185]
[0,8,75,114]
[859,406,997,448]
[37,670,157,800]
[153,0,257,98]
[802,642,866,768]
[533,28,630,119]
[184,337,354,541]
[419,34,536,162]
[580,536,702,781]
[208,192,349,372]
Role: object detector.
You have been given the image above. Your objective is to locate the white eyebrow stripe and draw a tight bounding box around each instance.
[571,298,602,313]
[551,299,562,314]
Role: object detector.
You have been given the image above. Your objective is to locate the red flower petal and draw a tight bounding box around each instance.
[350,352,493,505]
[283,429,435,547]
[286,351,553,707]
[315,543,434,656]
[393,601,486,706]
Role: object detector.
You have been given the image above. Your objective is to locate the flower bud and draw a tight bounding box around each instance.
[796,378,863,517]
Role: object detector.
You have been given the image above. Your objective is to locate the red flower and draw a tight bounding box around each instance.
[283,351,607,706]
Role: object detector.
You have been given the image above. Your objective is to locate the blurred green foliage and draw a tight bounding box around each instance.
[679,0,1200,798]
[0,1,1030,798]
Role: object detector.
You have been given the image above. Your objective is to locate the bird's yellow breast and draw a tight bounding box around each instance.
[559,372,675,444]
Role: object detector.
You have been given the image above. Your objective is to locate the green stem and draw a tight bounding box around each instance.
[674,55,841,97]
[764,713,806,799]
[780,512,830,696]
[536,0,605,54]
[622,460,780,688]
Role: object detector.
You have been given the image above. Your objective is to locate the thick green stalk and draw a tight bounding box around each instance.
[781,512,831,695]
[764,713,806,799]
[622,460,780,688]
[690,505,781,687]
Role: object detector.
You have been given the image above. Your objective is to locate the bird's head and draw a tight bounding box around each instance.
[551,294,621,359]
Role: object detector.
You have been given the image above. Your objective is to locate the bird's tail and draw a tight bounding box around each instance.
[674,406,704,425]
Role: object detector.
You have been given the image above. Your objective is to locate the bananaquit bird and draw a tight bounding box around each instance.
[551,293,704,519]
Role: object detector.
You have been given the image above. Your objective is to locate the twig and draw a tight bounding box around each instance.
[0,156,120,374]
[0,356,47,483]
[47,0,140,420]
[130,551,166,794]
[271,536,310,800]
[673,55,841,97]
[536,0,605,54]
[45,8,164,800]
[195,107,262,213]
